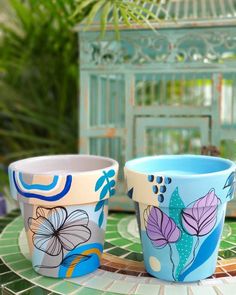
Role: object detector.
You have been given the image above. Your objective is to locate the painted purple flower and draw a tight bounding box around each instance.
[144,206,181,248]
[28,206,91,257]
[181,189,220,237]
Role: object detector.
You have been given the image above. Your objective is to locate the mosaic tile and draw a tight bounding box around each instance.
[3,279,34,293]
[51,281,80,293]
[20,268,41,280]
[0,272,20,284]
[105,232,122,239]
[106,247,129,256]
[0,263,10,274]
[126,243,142,252]
[33,276,60,287]
[104,242,115,250]
[73,287,104,295]
[125,252,143,262]
[0,245,20,255]
[21,289,47,295]
[109,238,132,247]
[108,280,135,294]
[191,286,217,295]
[9,259,32,271]
[3,253,24,263]
[216,283,236,295]
[164,285,188,295]
[220,241,235,249]
[0,238,18,246]
[135,283,160,295]
[83,276,114,289]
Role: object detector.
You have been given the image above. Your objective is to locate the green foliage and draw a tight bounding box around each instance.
[0,1,162,166]
[0,1,79,164]
[72,0,161,38]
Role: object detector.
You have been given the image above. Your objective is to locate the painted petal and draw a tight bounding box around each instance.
[144,206,180,248]
[63,210,89,228]
[28,216,54,235]
[33,234,62,256]
[181,210,198,236]
[59,225,91,251]
[182,189,220,236]
[47,207,67,230]
[36,206,67,231]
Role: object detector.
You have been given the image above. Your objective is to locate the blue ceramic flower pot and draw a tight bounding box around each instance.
[125,155,236,282]
[8,155,118,278]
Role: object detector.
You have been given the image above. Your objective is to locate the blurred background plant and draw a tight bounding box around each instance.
[0,0,158,165]
[0,0,159,210]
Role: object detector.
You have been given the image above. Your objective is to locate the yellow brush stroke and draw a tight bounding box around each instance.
[66,248,102,278]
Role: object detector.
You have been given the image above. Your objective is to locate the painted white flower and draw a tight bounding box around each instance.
[28,206,91,256]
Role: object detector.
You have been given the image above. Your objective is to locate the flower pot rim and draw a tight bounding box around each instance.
[125,154,235,179]
[9,154,118,176]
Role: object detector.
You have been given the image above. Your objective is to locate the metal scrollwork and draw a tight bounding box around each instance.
[81,29,236,65]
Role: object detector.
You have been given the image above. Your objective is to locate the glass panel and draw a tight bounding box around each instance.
[90,74,125,127]
[135,73,212,107]
[145,127,202,155]
[221,75,236,126]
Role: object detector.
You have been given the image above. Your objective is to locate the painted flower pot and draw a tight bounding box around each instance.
[125,155,236,282]
[8,155,118,278]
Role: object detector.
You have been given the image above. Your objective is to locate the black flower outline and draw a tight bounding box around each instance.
[28,206,91,268]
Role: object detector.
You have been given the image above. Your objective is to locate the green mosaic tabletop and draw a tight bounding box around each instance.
[1,210,236,295]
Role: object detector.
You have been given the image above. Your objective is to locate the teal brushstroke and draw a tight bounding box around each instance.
[179,215,224,281]
[169,187,193,280]
[19,173,59,191]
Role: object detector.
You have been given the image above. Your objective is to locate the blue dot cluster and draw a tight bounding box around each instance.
[147,175,172,203]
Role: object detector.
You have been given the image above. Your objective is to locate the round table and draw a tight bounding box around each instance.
[1,210,236,294]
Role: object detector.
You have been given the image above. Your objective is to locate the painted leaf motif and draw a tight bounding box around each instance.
[110,188,116,197]
[95,175,106,192]
[179,214,224,281]
[169,187,193,280]
[223,171,235,189]
[106,169,115,178]
[223,171,235,199]
[95,200,105,212]
[226,185,235,199]
[98,210,104,227]
[100,184,109,199]
[181,189,220,236]
[109,179,116,188]
[144,206,181,248]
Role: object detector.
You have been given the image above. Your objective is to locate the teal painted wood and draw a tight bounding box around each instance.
[78,20,236,213]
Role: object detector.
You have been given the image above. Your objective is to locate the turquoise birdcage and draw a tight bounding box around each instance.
[77,0,236,214]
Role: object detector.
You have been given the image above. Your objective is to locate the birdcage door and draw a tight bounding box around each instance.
[135,117,210,157]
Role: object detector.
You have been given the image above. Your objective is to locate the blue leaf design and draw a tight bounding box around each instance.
[95,175,106,192]
[109,180,116,188]
[110,188,116,196]
[226,185,235,199]
[98,210,104,227]
[106,169,115,178]
[95,200,105,212]
[179,215,224,281]
[223,172,235,189]
[169,187,193,280]
[100,184,109,199]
